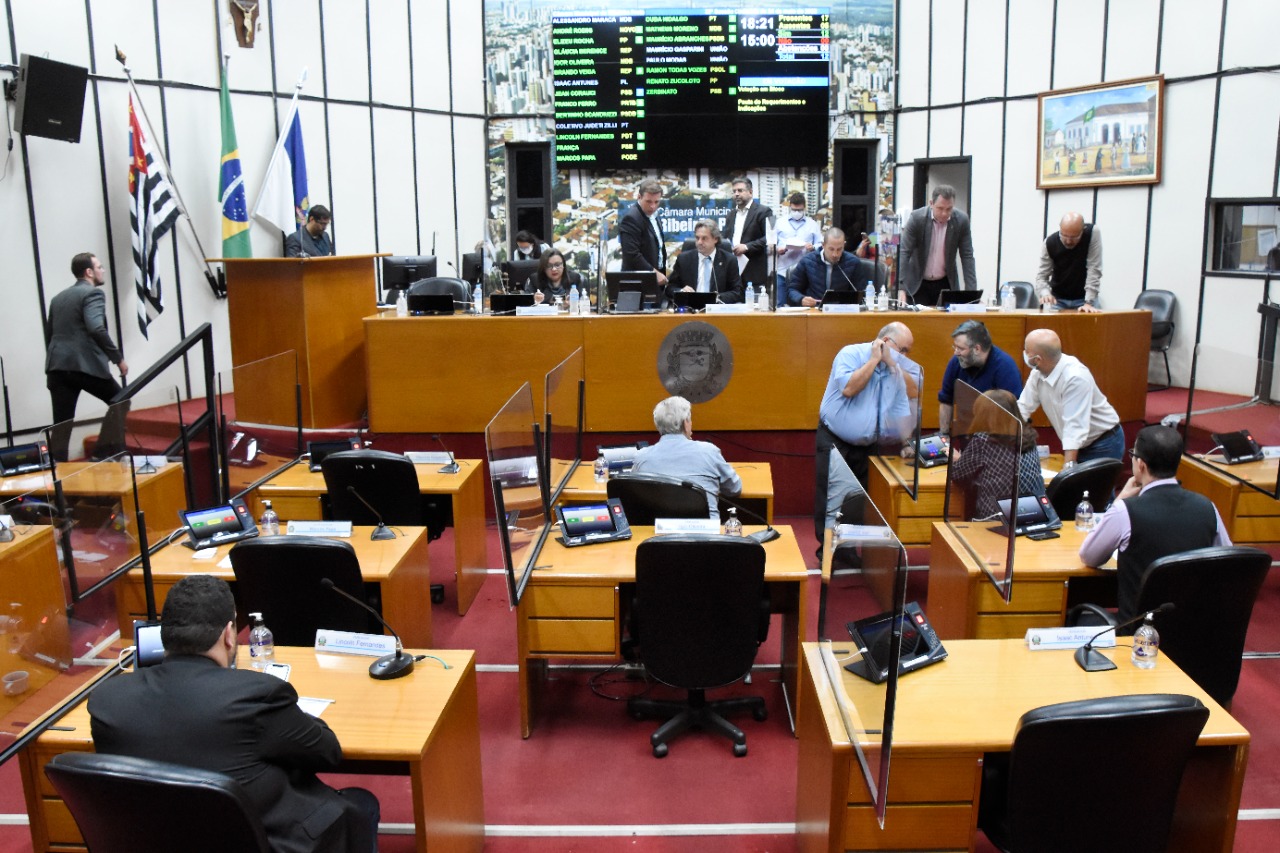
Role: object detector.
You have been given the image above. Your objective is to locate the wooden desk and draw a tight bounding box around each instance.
[20,646,483,853]
[557,462,775,522]
[364,310,1150,433]
[0,527,72,717]
[868,456,1062,546]
[252,460,488,615]
[115,528,433,647]
[927,521,1109,639]
[1177,455,1280,544]
[795,639,1248,853]
[517,525,808,738]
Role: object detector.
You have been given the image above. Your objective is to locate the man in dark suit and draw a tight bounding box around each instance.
[88,575,379,853]
[897,185,977,307]
[667,219,743,303]
[44,253,129,461]
[723,177,774,289]
[618,178,668,286]
[284,204,334,257]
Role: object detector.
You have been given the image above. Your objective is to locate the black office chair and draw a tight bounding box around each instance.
[45,752,271,853]
[978,693,1208,853]
[1069,545,1269,708]
[678,236,734,255]
[229,536,374,645]
[1003,280,1037,308]
[1134,289,1176,390]
[607,473,712,524]
[627,535,769,757]
[407,276,470,308]
[1045,457,1124,520]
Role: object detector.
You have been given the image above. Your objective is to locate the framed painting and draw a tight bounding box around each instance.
[1037,75,1164,190]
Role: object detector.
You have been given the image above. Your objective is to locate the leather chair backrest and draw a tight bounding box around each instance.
[45,752,271,853]
[1134,289,1177,346]
[1004,280,1037,308]
[1045,457,1124,519]
[1138,545,1270,705]
[407,276,470,304]
[321,449,424,527]
[607,473,710,525]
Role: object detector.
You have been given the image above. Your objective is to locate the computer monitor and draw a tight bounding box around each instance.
[460,251,484,284]
[382,255,437,296]
[502,259,540,292]
[605,271,662,309]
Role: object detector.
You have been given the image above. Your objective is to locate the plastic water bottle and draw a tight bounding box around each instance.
[580,289,591,315]
[1074,490,1095,532]
[1131,612,1159,669]
[1001,284,1017,311]
[394,289,408,317]
[569,284,580,314]
[744,282,755,307]
[865,281,875,305]
[756,285,768,311]
[723,507,743,537]
[248,613,275,669]
[876,285,889,311]
[472,283,483,314]
[258,500,279,537]
[593,451,608,483]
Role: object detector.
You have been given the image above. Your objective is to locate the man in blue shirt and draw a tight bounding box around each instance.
[631,396,741,518]
[938,320,1023,436]
[788,228,877,307]
[814,322,914,546]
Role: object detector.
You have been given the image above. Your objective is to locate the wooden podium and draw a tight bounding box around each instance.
[218,255,380,429]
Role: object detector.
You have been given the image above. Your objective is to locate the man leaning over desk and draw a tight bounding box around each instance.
[1036,211,1102,312]
[938,320,1023,437]
[1018,328,1123,468]
[631,396,741,518]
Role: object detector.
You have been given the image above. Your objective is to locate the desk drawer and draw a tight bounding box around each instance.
[846,755,978,804]
[1233,514,1280,543]
[1237,490,1280,516]
[527,618,616,654]
[267,495,325,522]
[975,613,1054,639]
[524,586,614,619]
[843,803,972,850]
[44,797,85,847]
[976,579,1064,612]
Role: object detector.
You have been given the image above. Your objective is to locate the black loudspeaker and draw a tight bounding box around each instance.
[832,139,877,241]
[14,54,89,143]
[506,142,552,247]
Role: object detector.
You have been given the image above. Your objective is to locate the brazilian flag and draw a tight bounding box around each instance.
[219,60,252,258]
[1083,106,1095,124]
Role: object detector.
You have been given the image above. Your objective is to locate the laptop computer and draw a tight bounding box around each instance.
[597,442,649,474]
[996,493,1063,536]
[406,293,455,315]
[820,289,863,305]
[489,292,536,314]
[307,438,361,473]
[938,289,984,307]
[670,291,718,311]
[0,442,52,477]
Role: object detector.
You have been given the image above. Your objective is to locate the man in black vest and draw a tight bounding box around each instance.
[1079,425,1230,622]
[1035,212,1102,312]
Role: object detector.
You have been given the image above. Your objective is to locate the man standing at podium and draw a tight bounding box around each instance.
[285,204,334,258]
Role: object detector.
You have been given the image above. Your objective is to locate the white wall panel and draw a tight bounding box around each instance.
[963,0,1007,102]
[410,0,451,112]
[272,0,323,98]
[1004,1,1053,98]
[321,2,371,104]
[1050,0,1106,91]
[11,0,91,69]
[929,0,965,106]
[155,2,217,88]
[326,103,375,254]
[1091,186,1150,312]
[894,165,915,219]
[370,1,412,108]
[1211,74,1280,199]
[895,110,928,166]
[964,102,1003,286]
[1104,0,1160,81]
[896,0,930,107]
[452,116,489,252]
[929,106,961,156]
[996,99,1043,284]
[449,0,485,114]
[1158,0,1224,80]
[414,113,460,267]
[207,3,275,92]
[372,109,419,254]
[1222,0,1277,69]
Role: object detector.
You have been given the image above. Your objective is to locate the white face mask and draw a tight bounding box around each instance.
[1023,351,1039,370]
[789,210,805,221]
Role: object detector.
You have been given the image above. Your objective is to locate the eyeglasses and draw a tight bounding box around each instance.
[1128,448,1143,462]
[546,262,564,269]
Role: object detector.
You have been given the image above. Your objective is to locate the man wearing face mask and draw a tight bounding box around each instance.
[938,320,1023,437]
[774,192,822,306]
[1017,328,1123,469]
[814,322,915,547]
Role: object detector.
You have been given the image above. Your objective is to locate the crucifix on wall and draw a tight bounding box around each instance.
[229,0,260,48]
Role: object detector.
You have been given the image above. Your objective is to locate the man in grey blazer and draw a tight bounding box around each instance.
[897,185,978,307]
[44,253,129,461]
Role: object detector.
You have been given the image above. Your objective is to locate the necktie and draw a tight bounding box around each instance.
[699,256,712,293]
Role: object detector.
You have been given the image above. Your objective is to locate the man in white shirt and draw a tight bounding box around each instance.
[723,178,773,289]
[1017,328,1124,467]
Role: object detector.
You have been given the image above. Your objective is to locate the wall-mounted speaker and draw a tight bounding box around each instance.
[505,142,552,248]
[14,54,88,144]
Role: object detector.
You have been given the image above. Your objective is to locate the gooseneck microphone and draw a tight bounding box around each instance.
[346,485,395,540]
[431,433,460,474]
[1073,602,1174,672]
[320,578,418,679]
[679,480,781,544]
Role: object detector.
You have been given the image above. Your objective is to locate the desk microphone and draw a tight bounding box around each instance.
[346,485,395,540]
[1074,602,1174,672]
[430,434,460,474]
[320,578,415,679]
[678,480,780,544]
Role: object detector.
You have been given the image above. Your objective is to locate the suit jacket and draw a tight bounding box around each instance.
[284,227,334,258]
[45,281,122,380]
[724,201,775,287]
[619,203,665,274]
[788,250,875,306]
[897,205,977,296]
[89,655,360,853]
[667,247,743,303]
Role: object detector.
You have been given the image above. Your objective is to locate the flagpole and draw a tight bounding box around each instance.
[115,46,223,298]
[250,67,307,222]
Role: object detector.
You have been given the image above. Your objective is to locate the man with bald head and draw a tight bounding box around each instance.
[1018,329,1123,469]
[1036,212,1102,312]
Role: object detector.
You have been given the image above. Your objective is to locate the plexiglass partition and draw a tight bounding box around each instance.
[217,352,303,501]
[544,348,585,504]
[874,359,925,501]
[486,383,551,606]
[1183,343,1280,499]
[944,381,1030,602]
[816,476,909,826]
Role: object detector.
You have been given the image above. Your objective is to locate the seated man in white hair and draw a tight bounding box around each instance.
[630,395,742,518]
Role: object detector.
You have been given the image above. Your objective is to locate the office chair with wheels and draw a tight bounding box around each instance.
[229,536,374,645]
[1003,281,1037,308]
[1134,289,1176,389]
[627,535,769,757]
[606,473,712,524]
[407,276,470,308]
[45,752,271,853]
[1068,545,1269,708]
[1045,457,1124,520]
[978,693,1208,853]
